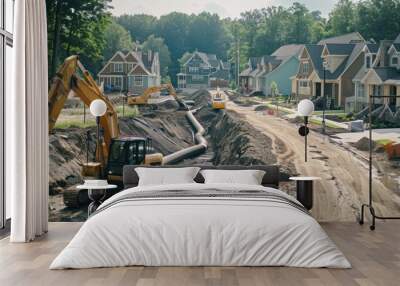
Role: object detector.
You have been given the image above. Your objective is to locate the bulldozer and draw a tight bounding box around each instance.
[127,83,177,105]
[48,55,163,207]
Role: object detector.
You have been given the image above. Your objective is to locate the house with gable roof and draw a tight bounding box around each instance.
[292,33,367,109]
[353,34,400,113]
[177,51,230,89]
[98,49,161,95]
[239,45,303,96]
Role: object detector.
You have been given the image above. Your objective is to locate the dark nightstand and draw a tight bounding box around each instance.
[77,184,117,216]
[289,177,321,210]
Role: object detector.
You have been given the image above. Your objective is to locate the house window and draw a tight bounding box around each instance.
[134,76,143,86]
[302,62,310,74]
[189,66,199,73]
[113,63,123,73]
[372,85,382,97]
[366,55,371,68]
[299,80,309,88]
[391,56,398,66]
[192,75,203,81]
[127,63,134,72]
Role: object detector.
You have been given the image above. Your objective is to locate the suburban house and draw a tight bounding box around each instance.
[239,45,303,96]
[177,51,230,89]
[262,45,303,96]
[239,57,261,93]
[292,33,367,109]
[97,50,161,94]
[352,34,400,113]
[348,43,380,112]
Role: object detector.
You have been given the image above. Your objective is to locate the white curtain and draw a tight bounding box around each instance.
[8,0,49,242]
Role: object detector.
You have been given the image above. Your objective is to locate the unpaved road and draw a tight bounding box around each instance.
[225,97,400,222]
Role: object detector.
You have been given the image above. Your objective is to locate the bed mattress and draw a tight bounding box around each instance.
[50,183,351,269]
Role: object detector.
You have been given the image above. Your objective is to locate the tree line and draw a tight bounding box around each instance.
[46,0,400,85]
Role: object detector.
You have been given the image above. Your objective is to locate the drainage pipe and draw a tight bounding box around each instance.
[162,100,208,165]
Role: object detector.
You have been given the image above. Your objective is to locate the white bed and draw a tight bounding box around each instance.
[50,183,351,269]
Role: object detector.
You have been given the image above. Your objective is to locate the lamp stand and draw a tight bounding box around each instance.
[304,116,308,162]
[95,116,101,163]
[359,93,400,230]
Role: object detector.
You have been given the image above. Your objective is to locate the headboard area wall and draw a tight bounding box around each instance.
[123,165,280,189]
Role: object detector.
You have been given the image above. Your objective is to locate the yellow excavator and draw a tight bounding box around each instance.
[127,83,177,105]
[49,55,163,206]
[211,87,226,110]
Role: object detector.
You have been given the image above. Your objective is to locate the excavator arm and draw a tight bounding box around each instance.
[127,83,177,105]
[48,55,120,147]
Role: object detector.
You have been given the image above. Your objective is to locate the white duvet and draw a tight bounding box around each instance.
[50,183,351,269]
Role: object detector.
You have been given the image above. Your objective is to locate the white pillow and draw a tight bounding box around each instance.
[200,169,266,185]
[135,167,201,186]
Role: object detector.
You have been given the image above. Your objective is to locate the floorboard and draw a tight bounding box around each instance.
[0,221,399,286]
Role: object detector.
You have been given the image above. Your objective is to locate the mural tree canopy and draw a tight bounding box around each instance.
[46,0,400,83]
[46,0,111,78]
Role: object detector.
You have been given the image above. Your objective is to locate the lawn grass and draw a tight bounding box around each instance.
[309,118,344,129]
[54,119,97,129]
[54,105,140,129]
[375,139,394,146]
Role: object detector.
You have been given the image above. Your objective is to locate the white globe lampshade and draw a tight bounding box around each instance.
[297,99,315,117]
[89,99,107,117]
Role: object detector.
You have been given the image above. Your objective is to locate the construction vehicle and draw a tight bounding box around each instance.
[127,83,177,105]
[384,142,400,160]
[48,55,163,207]
[211,87,226,110]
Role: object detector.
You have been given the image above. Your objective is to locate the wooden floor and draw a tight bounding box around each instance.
[0,222,399,286]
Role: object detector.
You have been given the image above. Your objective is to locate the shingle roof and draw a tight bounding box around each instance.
[325,44,356,55]
[239,67,252,77]
[271,44,304,60]
[305,43,363,80]
[195,52,220,68]
[374,67,400,82]
[210,69,230,80]
[394,33,400,44]
[366,43,380,54]
[317,32,365,45]
[249,57,261,69]
[392,43,400,52]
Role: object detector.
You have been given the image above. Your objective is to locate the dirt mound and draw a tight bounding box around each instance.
[184,89,210,107]
[254,105,268,111]
[354,137,376,151]
[49,128,97,193]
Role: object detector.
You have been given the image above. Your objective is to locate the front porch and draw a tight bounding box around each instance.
[312,81,340,110]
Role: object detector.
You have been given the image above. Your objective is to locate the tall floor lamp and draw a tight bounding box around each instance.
[359,93,400,230]
[89,99,107,163]
[297,99,315,162]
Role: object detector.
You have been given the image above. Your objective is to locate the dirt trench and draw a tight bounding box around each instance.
[49,90,297,220]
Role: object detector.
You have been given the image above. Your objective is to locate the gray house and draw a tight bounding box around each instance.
[177,51,230,89]
[350,34,400,113]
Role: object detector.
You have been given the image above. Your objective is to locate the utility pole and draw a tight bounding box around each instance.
[322,60,327,134]
[236,37,240,88]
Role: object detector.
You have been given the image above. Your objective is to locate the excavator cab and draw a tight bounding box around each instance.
[106,137,154,182]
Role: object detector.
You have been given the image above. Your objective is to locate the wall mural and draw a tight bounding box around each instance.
[47,0,400,222]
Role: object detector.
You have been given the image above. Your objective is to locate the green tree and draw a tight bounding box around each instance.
[186,12,229,59]
[115,14,157,42]
[156,12,191,84]
[46,0,111,77]
[355,0,400,41]
[142,35,172,77]
[103,20,135,61]
[287,2,313,44]
[327,0,356,36]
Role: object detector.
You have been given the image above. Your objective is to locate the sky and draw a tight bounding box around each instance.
[110,0,339,19]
